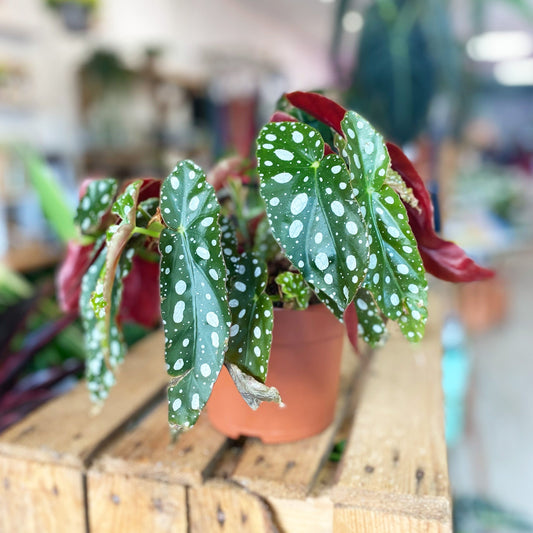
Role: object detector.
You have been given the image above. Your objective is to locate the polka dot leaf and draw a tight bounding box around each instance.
[225,252,273,384]
[340,111,428,341]
[252,215,281,263]
[257,121,368,320]
[159,160,231,431]
[80,243,131,403]
[75,178,117,235]
[219,215,240,277]
[92,181,141,328]
[354,288,388,346]
[275,271,311,310]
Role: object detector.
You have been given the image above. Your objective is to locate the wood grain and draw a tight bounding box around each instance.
[330,305,452,531]
[188,480,275,533]
[92,404,228,486]
[0,456,85,533]
[88,471,187,533]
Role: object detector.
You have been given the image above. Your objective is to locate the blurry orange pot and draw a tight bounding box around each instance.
[207,304,345,443]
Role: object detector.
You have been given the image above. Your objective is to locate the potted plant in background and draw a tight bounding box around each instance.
[59,91,493,443]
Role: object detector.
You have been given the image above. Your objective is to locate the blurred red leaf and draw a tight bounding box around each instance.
[285,91,346,135]
[387,142,495,282]
[343,302,359,353]
[119,256,161,328]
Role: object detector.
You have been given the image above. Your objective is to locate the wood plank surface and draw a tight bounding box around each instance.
[0,331,167,468]
[230,341,360,499]
[91,405,228,486]
[330,306,452,531]
[188,480,276,533]
[0,456,85,533]
[88,471,187,533]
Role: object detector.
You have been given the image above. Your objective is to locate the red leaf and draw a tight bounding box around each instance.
[269,110,297,123]
[56,242,99,313]
[137,178,162,202]
[343,302,359,353]
[285,91,347,135]
[119,256,161,327]
[387,142,495,282]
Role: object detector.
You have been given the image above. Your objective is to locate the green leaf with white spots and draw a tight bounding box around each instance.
[340,111,428,341]
[160,160,231,431]
[90,181,141,360]
[75,178,117,235]
[275,271,311,310]
[257,121,368,320]
[252,216,281,263]
[80,244,131,402]
[225,363,282,410]
[219,215,239,277]
[225,253,273,383]
[354,288,388,346]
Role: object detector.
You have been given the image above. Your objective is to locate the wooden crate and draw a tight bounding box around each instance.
[0,309,451,533]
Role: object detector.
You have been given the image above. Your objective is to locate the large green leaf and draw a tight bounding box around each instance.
[90,181,141,364]
[75,178,117,235]
[340,111,428,341]
[257,121,368,319]
[160,161,231,431]
[80,242,131,401]
[224,252,273,383]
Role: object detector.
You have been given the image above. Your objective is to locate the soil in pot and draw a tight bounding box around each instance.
[207,304,345,443]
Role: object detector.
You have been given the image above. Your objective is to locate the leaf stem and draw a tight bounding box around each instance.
[133,226,160,239]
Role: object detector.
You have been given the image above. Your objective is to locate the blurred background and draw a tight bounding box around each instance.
[0,0,532,529]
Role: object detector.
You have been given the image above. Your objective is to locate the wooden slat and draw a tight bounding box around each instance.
[330,310,452,530]
[0,332,167,468]
[0,456,85,533]
[87,471,187,533]
[91,405,228,486]
[334,505,451,533]
[268,496,334,533]
[188,480,275,533]
[230,341,360,499]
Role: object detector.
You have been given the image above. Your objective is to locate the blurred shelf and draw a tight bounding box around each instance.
[1,241,62,273]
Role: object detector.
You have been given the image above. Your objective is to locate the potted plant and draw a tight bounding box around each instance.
[58,91,493,443]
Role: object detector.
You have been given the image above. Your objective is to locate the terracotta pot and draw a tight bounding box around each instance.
[207,304,345,443]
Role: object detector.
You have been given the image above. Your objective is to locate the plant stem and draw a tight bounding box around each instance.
[133,227,160,239]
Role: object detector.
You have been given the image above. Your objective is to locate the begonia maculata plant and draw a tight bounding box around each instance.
[59,91,494,432]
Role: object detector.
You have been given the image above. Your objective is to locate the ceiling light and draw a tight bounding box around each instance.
[494,58,533,86]
[342,11,363,34]
[467,31,533,62]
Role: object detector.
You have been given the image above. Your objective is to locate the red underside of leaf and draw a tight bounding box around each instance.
[269,111,297,123]
[57,243,161,326]
[119,255,161,327]
[343,302,359,353]
[137,178,162,201]
[57,242,98,313]
[285,91,346,135]
[386,142,495,282]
